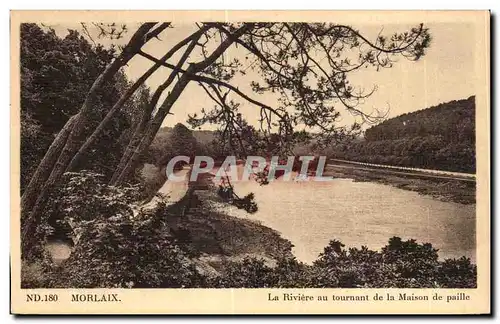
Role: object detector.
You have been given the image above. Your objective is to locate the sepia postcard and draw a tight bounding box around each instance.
[10,10,490,315]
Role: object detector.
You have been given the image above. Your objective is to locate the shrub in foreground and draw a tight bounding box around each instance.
[26,171,207,288]
[55,209,207,288]
[211,237,477,288]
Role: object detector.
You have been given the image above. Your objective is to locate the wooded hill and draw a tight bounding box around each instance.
[333,96,476,173]
[149,96,476,174]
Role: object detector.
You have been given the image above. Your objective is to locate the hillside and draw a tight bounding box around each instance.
[365,96,475,143]
[333,96,476,173]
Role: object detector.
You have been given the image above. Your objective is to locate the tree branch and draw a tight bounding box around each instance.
[137,50,286,120]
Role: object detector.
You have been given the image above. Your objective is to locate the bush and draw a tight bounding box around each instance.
[211,258,277,288]
[54,206,207,288]
[312,240,384,287]
[311,237,476,288]
[437,257,477,288]
[26,170,207,288]
[209,256,313,288]
[210,237,476,288]
[21,259,53,288]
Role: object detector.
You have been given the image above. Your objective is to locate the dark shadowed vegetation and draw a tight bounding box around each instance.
[331,97,476,173]
[20,24,152,191]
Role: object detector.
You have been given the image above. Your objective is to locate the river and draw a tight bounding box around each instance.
[217,175,476,264]
[45,166,476,265]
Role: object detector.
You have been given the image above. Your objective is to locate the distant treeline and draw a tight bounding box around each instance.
[333,96,476,173]
[148,97,476,174]
[146,124,219,166]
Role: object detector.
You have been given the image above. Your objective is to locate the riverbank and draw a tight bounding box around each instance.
[169,185,476,288]
[153,163,475,264]
[323,164,476,205]
[167,187,295,276]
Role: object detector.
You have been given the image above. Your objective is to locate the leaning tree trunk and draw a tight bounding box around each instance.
[21,23,166,258]
[67,25,211,173]
[112,75,191,186]
[108,81,168,185]
[109,32,204,185]
[111,25,254,185]
[21,115,78,216]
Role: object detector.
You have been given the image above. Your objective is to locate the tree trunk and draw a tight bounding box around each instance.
[67,25,208,173]
[21,23,163,258]
[111,24,254,186]
[109,32,204,185]
[108,83,166,185]
[20,115,78,215]
[112,75,191,186]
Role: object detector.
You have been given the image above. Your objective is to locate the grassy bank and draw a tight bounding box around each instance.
[323,165,476,205]
[166,188,295,276]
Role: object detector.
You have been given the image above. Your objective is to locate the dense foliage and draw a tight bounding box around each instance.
[212,238,476,288]
[20,24,151,190]
[147,123,199,165]
[26,171,207,288]
[332,97,476,172]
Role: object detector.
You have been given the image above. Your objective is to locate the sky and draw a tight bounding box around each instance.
[50,21,477,131]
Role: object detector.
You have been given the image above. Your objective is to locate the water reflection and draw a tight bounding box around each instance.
[224,178,476,264]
